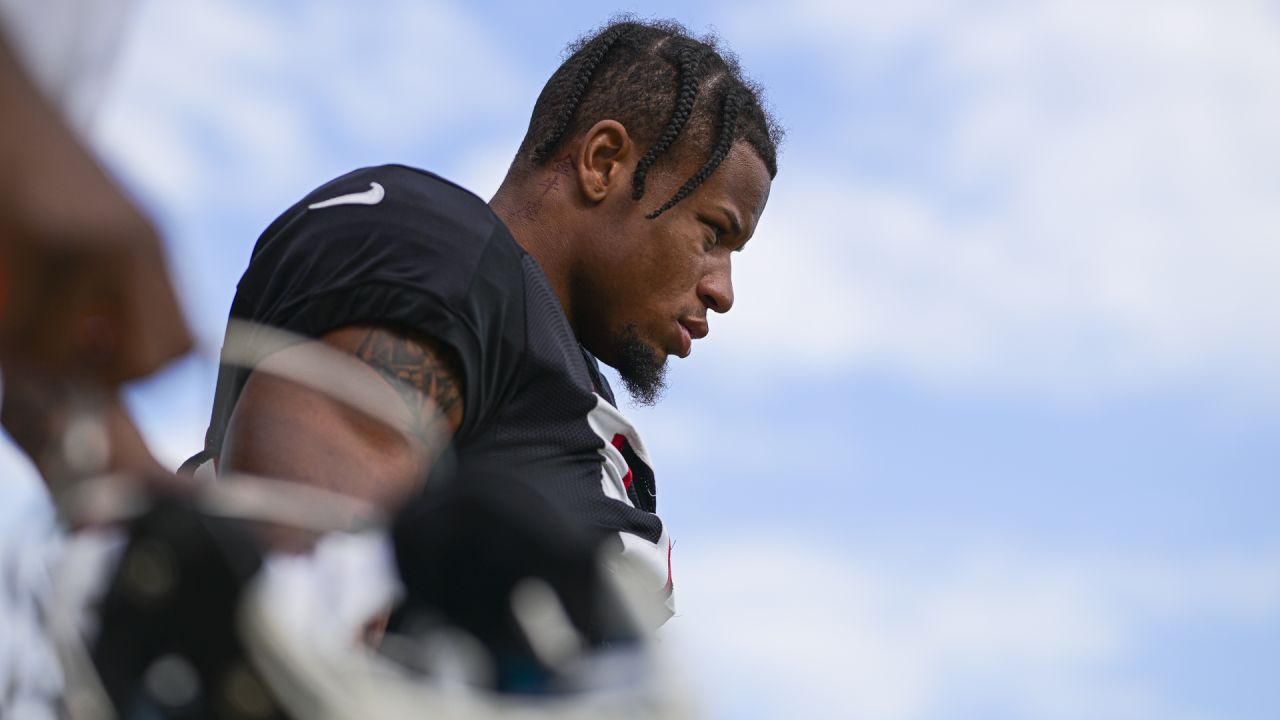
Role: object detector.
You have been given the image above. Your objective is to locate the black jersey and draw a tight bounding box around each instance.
[203,165,673,609]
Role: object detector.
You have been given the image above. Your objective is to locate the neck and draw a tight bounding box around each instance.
[490,182,579,334]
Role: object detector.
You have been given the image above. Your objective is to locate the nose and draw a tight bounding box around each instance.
[698,255,734,314]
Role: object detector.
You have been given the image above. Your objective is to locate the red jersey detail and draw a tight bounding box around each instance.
[610,433,634,489]
[663,539,673,592]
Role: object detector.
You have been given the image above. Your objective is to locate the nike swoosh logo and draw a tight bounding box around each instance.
[308,182,385,210]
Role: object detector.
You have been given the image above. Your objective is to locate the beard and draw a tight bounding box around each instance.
[612,324,668,406]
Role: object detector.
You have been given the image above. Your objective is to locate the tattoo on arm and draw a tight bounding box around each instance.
[351,328,464,446]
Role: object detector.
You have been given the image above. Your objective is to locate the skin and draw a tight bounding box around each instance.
[220,326,464,511]
[0,38,191,386]
[0,36,192,489]
[220,121,772,512]
[492,121,772,372]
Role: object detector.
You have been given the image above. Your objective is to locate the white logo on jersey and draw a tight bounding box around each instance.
[308,182,385,210]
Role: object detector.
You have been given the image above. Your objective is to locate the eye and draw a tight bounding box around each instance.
[700,219,725,250]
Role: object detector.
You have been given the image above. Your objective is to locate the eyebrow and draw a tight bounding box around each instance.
[715,208,752,253]
[718,207,744,237]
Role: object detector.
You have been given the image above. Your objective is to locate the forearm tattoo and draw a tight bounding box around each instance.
[351,328,463,446]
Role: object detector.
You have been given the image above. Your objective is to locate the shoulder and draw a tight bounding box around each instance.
[304,164,495,229]
[239,164,527,324]
[256,164,509,266]
[223,166,532,441]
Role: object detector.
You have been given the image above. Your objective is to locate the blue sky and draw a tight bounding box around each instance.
[26,0,1280,717]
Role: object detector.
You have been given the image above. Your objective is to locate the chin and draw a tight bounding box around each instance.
[611,325,668,406]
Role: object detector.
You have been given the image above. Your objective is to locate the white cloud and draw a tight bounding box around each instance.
[711,0,1280,396]
[94,0,524,221]
[449,143,518,201]
[669,535,1280,720]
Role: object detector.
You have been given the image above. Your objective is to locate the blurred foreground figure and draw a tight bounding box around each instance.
[0,6,192,483]
[56,468,691,719]
[0,4,191,718]
[23,318,691,719]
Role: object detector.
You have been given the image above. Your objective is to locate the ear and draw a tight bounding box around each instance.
[574,120,634,205]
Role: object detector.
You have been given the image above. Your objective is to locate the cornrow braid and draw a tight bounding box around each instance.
[631,45,703,201]
[517,18,782,218]
[645,88,745,219]
[531,24,632,164]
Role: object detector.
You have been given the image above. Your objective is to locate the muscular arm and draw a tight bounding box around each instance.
[218,325,465,510]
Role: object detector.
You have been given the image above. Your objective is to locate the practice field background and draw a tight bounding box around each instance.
[5,1,1280,718]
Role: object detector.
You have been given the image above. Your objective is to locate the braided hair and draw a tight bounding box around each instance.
[645,88,744,219]
[631,44,704,201]
[531,24,633,164]
[518,17,782,218]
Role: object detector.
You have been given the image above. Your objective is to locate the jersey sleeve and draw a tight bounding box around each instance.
[206,165,525,455]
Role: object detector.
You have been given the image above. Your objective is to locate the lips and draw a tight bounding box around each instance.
[675,323,692,357]
[676,317,709,358]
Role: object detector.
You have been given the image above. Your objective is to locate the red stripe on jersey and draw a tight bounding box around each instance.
[610,433,634,489]
[663,539,673,592]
